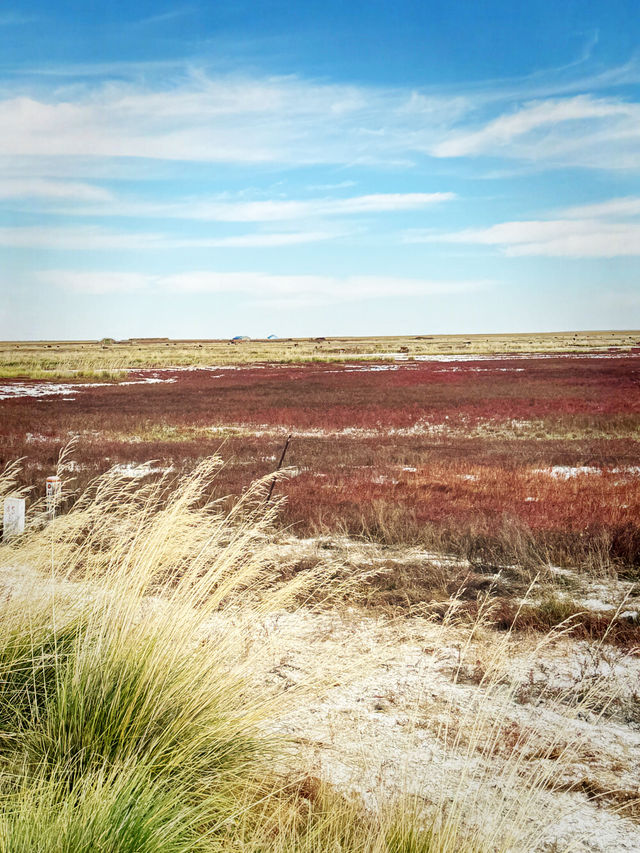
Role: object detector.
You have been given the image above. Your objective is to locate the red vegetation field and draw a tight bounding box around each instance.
[2,353,640,572]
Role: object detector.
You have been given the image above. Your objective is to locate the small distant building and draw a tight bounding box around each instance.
[231,335,251,341]
[267,335,279,340]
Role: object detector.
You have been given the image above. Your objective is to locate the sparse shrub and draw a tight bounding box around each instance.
[491,592,640,646]
[2,356,639,625]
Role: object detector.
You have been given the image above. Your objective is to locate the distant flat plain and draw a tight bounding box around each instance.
[1,330,639,379]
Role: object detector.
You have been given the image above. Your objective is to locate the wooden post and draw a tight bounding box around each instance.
[265,434,292,504]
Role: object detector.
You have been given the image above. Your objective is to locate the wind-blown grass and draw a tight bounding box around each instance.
[0,457,635,851]
[0,459,298,851]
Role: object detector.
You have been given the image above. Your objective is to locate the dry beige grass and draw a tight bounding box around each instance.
[1,330,638,378]
[0,455,638,850]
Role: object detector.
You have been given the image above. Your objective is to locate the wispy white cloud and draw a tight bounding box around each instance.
[8,59,187,81]
[431,95,640,169]
[0,225,341,250]
[36,268,488,303]
[559,196,640,220]
[432,96,626,156]
[306,180,357,191]
[0,76,465,167]
[425,53,640,108]
[134,6,196,26]
[408,215,640,258]
[20,191,453,223]
[0,178,114,202]
[0,68,637,174]
[106,192,455,222]
[200,230,342,247]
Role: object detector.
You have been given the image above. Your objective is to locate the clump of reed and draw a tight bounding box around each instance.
[0,456,323,851]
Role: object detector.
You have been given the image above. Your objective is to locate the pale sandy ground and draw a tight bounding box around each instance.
[2,540,639,852]
[244,606,640,852]
[232,537,640,851]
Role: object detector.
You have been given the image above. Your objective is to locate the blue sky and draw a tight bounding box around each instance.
[1,0,639,339]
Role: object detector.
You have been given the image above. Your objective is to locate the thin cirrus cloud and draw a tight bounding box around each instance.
[559,196,640,220]
[0,71,638,175]
[430,94,640,169]
[0,172,452,223]
[405,192,640,259]
[1,189,454,229]
[0,76,467,167]
[407,214,640,258]
[133,7,196,26]
[85,192,456,223]
[0,178,114,202]
[0,226,342,250]
[36,269,489,303]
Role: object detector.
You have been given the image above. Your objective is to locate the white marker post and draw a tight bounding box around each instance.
[46,475,62,518]
[3,497,25,541]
